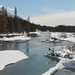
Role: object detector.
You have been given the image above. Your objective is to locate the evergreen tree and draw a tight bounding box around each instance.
[7,17,14,33]
[14,7,17,17]
[0,15,3,33]
[0,6,8,33]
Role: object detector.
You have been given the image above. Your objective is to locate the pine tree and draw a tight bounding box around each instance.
[0,15,3,33]
[0,6,8,33]
[3,8,8,33]
[14,7,17,17]
[7,17,14,33]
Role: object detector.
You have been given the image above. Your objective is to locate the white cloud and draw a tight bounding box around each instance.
[0,5,14,11]
[42,7,64,14]
[0,5,3,8]
[42,7,51,13]
[31,11,75,27]
[7,7,14,11]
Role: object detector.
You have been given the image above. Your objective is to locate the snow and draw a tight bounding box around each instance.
[63,37,75,42]
[43,32,75,75]
[0,35,31,41]
[29,30,40,36]
[51,32,60,39]
[62,59,75,69]
[29,29,40,36]
[42,60,64,75]
[42,45,75,75]
[42,58,75,75]
[0,50,28,71]
[51,32,75,42]
[29,32,40,35]
[56,49,72,57]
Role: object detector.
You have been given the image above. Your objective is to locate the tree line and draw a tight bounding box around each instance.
[0,6,75,34]
[41,25,75,32]
[0,6,41,34]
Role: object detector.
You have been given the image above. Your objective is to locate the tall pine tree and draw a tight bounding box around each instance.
[0,6,7,33]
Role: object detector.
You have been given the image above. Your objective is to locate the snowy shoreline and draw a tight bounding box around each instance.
[42,58,75,75]
[0,36,31,42]
[42,43,75,75]
[50,32,75,42]
[0,33,31,42]
[0,50,28,71]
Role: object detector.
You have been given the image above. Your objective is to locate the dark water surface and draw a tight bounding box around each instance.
[0,32,75,75]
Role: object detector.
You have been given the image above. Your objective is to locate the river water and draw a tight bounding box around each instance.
[0,32,75,75]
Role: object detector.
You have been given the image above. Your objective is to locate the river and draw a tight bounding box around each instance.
[0,32,75,75]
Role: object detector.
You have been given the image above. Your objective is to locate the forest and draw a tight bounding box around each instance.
[0,6,75,34]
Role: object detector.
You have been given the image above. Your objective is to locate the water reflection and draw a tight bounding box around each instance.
[0,42,8,50]
[13,42,19,50]
[26,41,30,55]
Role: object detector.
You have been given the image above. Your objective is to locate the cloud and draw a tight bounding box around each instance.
[42,7,51,13]
[0,5,14,11]
[0,5,3,8]
[42,7,64,14]
[7,7,14,11]
[31,11,75,27]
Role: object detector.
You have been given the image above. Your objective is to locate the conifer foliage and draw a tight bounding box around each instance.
[0,6,75,34]
[0,6,41,33]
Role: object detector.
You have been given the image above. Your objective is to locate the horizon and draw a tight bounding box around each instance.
[0,0,75,27]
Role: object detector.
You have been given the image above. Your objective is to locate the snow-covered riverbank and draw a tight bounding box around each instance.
[0,50,28,71]
[0,36,31,41]
[42,58,75,75]
[42,59,64,75]
[51,32,75,42]
[0,32,31,41]
[42,44,75,75]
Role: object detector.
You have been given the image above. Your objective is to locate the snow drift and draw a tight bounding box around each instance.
[0,50,28,71]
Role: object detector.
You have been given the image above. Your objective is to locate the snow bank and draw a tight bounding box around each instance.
[0,32,31,41]
[42,60,64,75]
[29,32,40,36]
[42,67,58,75]
[62,58,75,69]
[56,49,72,57]
[63,37,75,42]
[51,32,60,39]
[0,50,28,71]
[0,36,31,41]
[42,46,75,75]
[43,58,75,75]
[42,58,73,75]
[51,32,75,42]
[14,36,31,41]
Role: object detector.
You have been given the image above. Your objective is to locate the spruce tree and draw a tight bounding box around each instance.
[3,8,8,33]
[0,6,8,33]
[14,7,17,17]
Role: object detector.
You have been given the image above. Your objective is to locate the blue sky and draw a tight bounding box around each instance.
[1,0,75,26]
